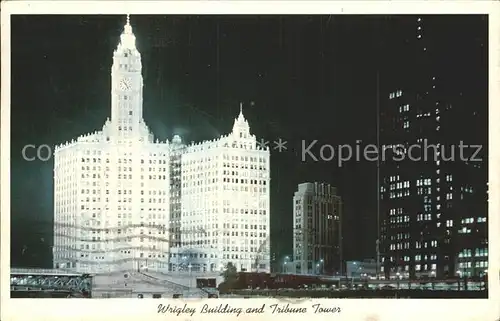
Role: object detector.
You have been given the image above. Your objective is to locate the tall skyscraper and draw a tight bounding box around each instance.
[53,17,271,274]
[379,16,487,279]
[293,183,342,275]
[53,16,171,273]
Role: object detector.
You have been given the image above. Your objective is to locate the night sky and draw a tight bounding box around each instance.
[10,15,486,268]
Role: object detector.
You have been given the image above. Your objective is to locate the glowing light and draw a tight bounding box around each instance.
[119,15,136,50]
[54,16,270,275]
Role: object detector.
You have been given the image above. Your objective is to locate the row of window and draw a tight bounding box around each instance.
[379,264,437,273]
[222,246,266,252]
[390,181,411,190]
[170,252,215,259]
[462,217,488,224]
[80,195,164,203]
[222,223,267,229]
[415,254,437,261]
[399,104,410,113]
[458,261,488,268]
[81,157,168,164]
[70,148,239,163]
[222,155,267,163]
[391,233,411,240]
[389,216,410,224]
[389,90,403,99]
[388,190,411,199]
[222,163,267,170]
[182,209,268,217]
[389,240,442,250]
[459,248,488,257]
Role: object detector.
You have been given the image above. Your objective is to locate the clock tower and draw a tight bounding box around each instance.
[110,15,144,138]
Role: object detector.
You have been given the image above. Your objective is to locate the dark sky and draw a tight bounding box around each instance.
[10,15,486,268]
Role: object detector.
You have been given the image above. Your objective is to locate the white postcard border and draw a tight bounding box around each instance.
[1,1,498,321]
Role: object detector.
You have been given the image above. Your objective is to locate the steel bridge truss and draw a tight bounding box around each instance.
[11,273,92,294]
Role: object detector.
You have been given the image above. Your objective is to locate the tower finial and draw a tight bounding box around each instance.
[240,102,243,114]
[119,14,136,49]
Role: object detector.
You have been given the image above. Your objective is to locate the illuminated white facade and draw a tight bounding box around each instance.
[53,17,170,273]
[54,17,271,275]
[173,109,271,273]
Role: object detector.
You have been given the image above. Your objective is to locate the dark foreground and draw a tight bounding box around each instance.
[11,289,487,299]
[11,290,88,298]
[227,289,488,299]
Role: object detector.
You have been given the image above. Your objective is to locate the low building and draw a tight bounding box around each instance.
[346,260,379,278]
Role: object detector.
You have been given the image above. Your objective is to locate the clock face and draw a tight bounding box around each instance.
[119,77,132,91]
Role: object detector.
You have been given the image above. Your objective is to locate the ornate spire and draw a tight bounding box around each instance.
[233,102,250,138]
[239,102,244,118]
[119,14,136,50]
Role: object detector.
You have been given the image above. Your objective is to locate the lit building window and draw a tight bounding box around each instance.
[462,218,474,224]
[475,248,488,257]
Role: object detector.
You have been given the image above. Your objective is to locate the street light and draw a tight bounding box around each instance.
[318,259,324,275]
[282,256,290,273]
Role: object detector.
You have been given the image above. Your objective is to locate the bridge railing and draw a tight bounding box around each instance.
[11,268,81,276]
